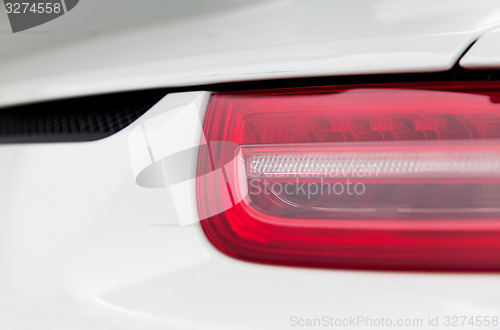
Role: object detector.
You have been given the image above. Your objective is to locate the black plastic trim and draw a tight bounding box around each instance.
[1,68,500,143]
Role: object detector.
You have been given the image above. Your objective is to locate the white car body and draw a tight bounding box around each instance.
[1,1,500,329]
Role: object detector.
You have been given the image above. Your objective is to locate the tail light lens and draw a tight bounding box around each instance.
[197,82,500,271]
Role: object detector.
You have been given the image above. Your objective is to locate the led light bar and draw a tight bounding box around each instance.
[243,142,500,179]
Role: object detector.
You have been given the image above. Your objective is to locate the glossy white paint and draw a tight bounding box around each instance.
[2,0,500,108]
[129,91,210,225]
[460,26,500,69]
[0,92,500,330]
[2,1,500,329]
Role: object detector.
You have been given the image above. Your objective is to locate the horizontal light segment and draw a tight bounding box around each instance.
[243,141,500,179]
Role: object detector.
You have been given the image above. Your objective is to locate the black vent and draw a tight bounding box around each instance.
[0,90,166,143]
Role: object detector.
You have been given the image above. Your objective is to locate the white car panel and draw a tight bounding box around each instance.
[0,92,500,330]
[460,26,500,69]
[2,0,500,108]
[2,1,500,329]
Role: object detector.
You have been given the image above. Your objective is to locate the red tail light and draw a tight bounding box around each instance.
[197,82,500,271]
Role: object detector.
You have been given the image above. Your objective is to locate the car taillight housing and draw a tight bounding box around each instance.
[197,82,500,271]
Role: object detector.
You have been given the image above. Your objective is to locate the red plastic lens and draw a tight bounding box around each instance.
[197,82,500,271]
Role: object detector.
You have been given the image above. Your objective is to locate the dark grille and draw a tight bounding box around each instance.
[0,90,166,143]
